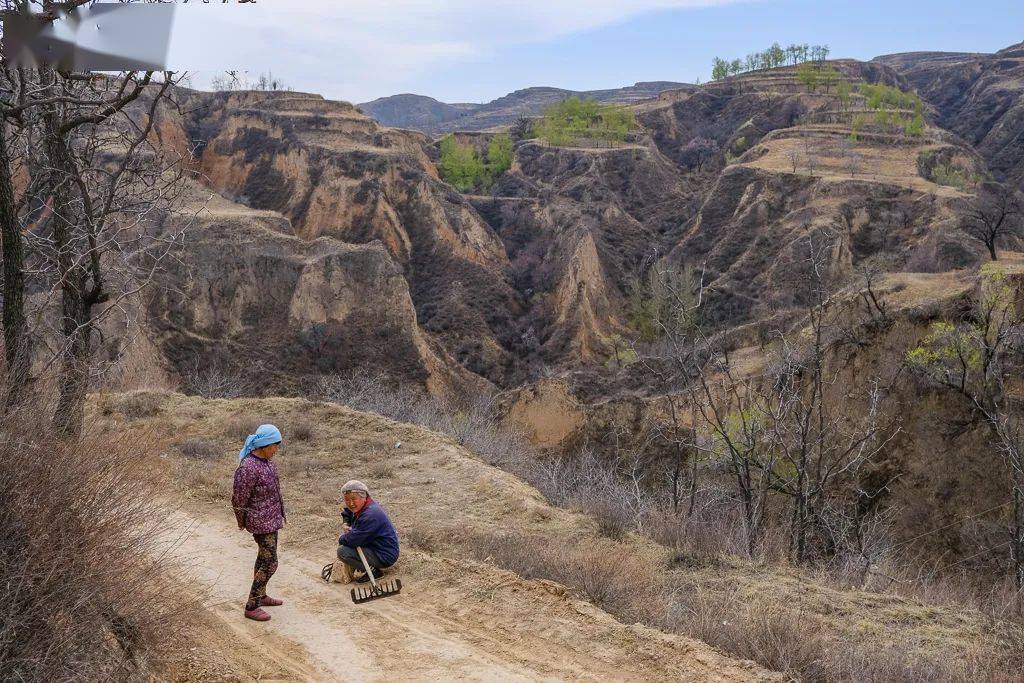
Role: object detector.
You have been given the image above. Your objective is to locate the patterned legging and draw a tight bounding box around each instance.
[245,532,279,610]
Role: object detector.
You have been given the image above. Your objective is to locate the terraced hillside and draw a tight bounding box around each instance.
[876,42,1024,188]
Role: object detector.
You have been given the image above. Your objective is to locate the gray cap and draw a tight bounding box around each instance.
[342,479,369,495]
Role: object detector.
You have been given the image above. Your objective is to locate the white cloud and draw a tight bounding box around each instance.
[170,1,747,101]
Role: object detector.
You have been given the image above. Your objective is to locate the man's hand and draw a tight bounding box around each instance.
[341,523,351,534]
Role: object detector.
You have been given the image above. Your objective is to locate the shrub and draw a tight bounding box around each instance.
[177,437,222,460]
[116,391,164,418]
[917,149,977,189]
[181,360,253,399]
[367,460,395,480]
[0,415,181,679]
[291,419,315,442]
[224,415,260,441]
[535,96,635,147]
[932,163,972,190]
[438,133,514,192]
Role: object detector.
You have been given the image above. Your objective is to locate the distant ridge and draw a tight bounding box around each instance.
[359,81,692,134]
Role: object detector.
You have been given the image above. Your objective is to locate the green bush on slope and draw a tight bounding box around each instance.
[438,133,514,191]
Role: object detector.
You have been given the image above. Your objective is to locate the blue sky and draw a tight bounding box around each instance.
[418,0,1022,103]
[178,1,1023,104]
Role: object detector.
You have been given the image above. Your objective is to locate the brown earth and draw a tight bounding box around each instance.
[132,52,1021,391]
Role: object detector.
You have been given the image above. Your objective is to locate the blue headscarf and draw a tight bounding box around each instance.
[239,424,283,461]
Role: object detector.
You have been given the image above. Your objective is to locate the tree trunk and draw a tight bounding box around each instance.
[0,115,32,409]
[42,96,95,438]
[53,267,92,437]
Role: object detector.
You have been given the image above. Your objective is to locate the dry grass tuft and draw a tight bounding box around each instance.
[291,420,315,442]
[224,415,259,442]
[116,391,165,419]
[0,410,185,679]
[366,459,395,481]
[177,437,222,460]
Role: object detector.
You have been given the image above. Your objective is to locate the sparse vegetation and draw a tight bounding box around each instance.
[224,415,260,441]
[712,42,830,79]
[679,137,720,172]
[957,182,1024,260]
[907,263,1024,581]
[178,437,222,460]
[534,96,635,147]
[932,162,972,189]
[291,419,316,442]
[0,416,182,679]
[117,391,165,419]
[918,149,979,189]
[438,132,514,191]
[627,263,698,341]
[858,83,926,137]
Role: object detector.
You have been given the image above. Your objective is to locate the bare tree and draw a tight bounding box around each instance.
[959,182,1023,261]
[0,66,191,434]
[907,263,1024,584]
[680,137,720,173]
[786,146,800,174]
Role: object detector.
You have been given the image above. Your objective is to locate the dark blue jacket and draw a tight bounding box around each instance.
[339,499,399,567]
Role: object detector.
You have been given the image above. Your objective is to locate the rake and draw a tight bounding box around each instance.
[350,547,402,604]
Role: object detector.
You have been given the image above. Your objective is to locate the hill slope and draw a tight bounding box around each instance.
[98,391,1023,680]
[100,392,775,681]
[875,42,1024,188]
[360,82,692,134]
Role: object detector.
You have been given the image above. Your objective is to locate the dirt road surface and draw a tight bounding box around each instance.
[169,509,776,682]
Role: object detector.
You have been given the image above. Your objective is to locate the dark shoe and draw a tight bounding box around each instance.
[355,567,384,583]
[244,607,271,621]
[260,595,283,607]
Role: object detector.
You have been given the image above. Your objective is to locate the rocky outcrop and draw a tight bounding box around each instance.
[183,90,523,384]
[472,139,698,368]
[143,187,481,397]
[875,42,1024,188]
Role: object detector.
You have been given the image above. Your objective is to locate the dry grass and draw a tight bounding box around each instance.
[116,390,166,419]
[462,530,1023,681]
[366,459,395,480]
[223,414,259,441]
[0,406,185,679]
[291,419,315,442]
[96,390,1024,682]
[177,437,222,460]
[740,132,965,197]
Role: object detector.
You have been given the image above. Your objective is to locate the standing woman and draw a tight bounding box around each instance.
[232,424,286,622]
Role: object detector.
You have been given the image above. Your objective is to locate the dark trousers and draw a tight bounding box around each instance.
[246,531,279,610]
[337,544,387,571]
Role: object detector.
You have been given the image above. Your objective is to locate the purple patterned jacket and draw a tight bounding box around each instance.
[232,455,285,535]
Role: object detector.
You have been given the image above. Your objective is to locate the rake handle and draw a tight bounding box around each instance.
[356,546,379,591]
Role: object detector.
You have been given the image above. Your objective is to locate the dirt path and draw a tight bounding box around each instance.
[169,509,775,682]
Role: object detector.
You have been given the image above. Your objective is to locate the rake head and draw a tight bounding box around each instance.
[351,578,402,604]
